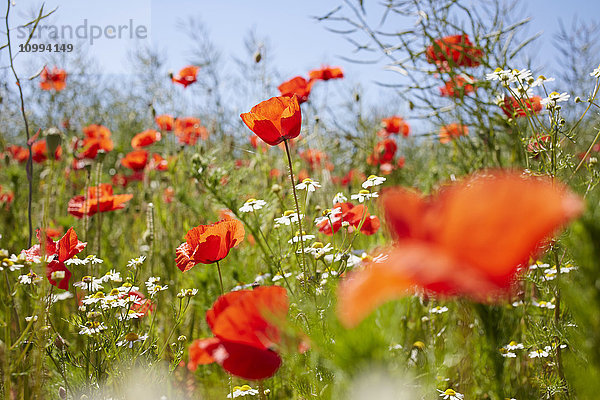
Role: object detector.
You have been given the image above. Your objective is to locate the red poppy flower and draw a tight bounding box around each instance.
[0,185,14,209]
[31,140,62,163]
[150,153,168,171]
[439,75,476,97]
[318,202,380,236]
[439,123,469,143]
[79,125,114,159]
[339,169,366,187]
[300,149,327,169]
[174,117,208,145]
[172,66,200,88]
[337,171,584,327]
[381,116,410,137]
[131,129,161,148]
[240,96,302,146]
[6,145,29,163]
[426,34,483,68]
[68,184,133,218]
[367,139,397,165]
[155,114,174,131]
[40,66,67,91]
[501,96,542,118]
[527,135,551,155]
[176,219,245,272]
[308,66,344,81]
[121,150,149,171]
[278,76,313,103]
[163,187,175,203]
[22,228,86,290]
[188,286,289,380]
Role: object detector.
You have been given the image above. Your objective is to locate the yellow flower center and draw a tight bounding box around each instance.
[125,332,139,342]
[283,210,295,217]
[444,389,457,395]
[312,242,324,249]
[359,189,370,195]
[413,341,425,349]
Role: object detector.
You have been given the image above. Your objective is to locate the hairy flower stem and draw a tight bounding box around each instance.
[283,139,308,282]
[216,261,224,295]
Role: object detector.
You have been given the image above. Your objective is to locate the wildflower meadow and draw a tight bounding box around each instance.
[2,0,600,399]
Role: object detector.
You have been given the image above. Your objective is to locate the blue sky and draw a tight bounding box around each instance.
[4,0,600,107]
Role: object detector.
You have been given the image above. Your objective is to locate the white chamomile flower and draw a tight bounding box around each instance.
[127,256,146,269]
[295,178,321,192]
[74,276,104,292]
[540,91,570,108]
[332,192,348,204]
[505,341,524,351]
[227,384,259,398]
[533,299,556,310]
[177,288,199,298]
[530,75,555,87]
[18,271,42,285]
[288,232,315,244]
[500,349,517,358]
[118,309,145,320]
[486,68,517,84]
[272,272,292,282]
[430,306,448,314]
[117,332,148,348]
[102,269,122,283]
[239,198,267,213]
[590,64,600,78]
[351,190,378,203]
[25,315,38,322]
[437,388,464,400]
[274,211,303,227]
[529,347,551,359]
[78,321,107,336]
[86,255,104,265]
[64,257,88,266]
[362,174,386,189]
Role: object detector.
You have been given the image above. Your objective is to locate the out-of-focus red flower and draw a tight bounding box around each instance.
[278,76,313,103]
[155,114,174,131]
[501,96,542,118]
[6,145,29,163]
[31,140,62,163]
[308,66,344,81]
[163,187,175,203]
[249,135,267,153]
[150,153,168,171]
[300,149,327,169]
[121,150,149,172]
[172,66,200,88]
[337,171,584,327]
[270,168,282,179]
[40,66,67,91]
[68,184,133,218]
[0,185,14,209]
[527,135,551,155]
[426,34,483,68]
[339,169,366,187]
[131,130,161,148]
[367,139,397,165]
[381,116,410,137]
[79,125,114,159]
[397,156,406,169]
[188,286,290,380]
[439,75,476,97]
[174,117,208,145]
[175,219,245,272]
[318,202,380,236]
[241,96,302,146]
[439,123,469,143]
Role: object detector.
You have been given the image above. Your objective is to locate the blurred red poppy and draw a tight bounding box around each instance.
[309,66,344,81]
[131,129,161,148]
[172,65,200,88]
[31,140,62,163]
[501,96,542,118]
[176,219,245,272]
[40,66,67,91]
[337,171,584,327]
[278,76,313,103]
[527,135,551,155]
[367,139,397,165]
[79,125,114,159]
[241,96,302,146]
[155,114,174,131]
[188,286,289,380]
[439,123,469,143]
[174,117,208,145]
[6,145,29,163]
[426,34,483,68]
[121,150,149,171]
[0,185,14,209]
[300,149,327,169]
[68,184,133,218]
[318,202,380,236]
[150,153,168,171]
[439,75,476,97]
[381,116,410,137]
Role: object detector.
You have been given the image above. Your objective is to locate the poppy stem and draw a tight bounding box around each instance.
[216,261,224,295]
[283,139,308,282]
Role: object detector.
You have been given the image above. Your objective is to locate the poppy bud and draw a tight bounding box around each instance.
[45,127,63,157]
[253,50,262,63]
[271,184,282,193]
[58,387,67,399]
